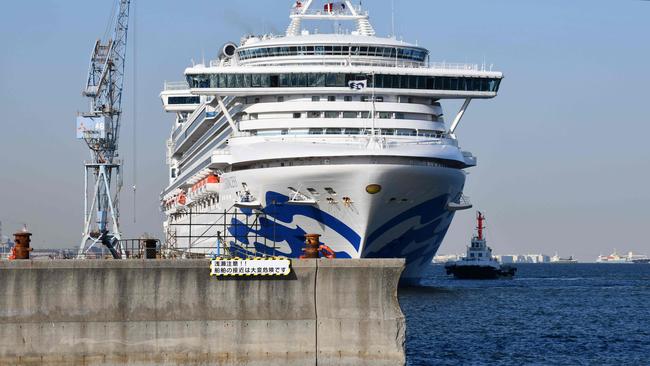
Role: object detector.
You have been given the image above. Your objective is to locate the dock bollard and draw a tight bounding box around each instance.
[301,233,321,259]
[13,229,32,260]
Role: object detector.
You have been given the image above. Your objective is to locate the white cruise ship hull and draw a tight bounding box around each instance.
[167,163,465,284]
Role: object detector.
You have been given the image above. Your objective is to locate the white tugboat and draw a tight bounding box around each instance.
[445,211,516,279]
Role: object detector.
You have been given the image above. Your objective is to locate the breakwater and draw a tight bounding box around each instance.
[0,258,405,365]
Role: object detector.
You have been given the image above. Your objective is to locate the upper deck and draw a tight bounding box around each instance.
[178,0,502,99]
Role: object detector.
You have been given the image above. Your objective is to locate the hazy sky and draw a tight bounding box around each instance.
[1,0,649,260]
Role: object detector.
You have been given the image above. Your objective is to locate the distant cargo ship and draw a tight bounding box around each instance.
[596,251,649,263]
[550,253,578,264]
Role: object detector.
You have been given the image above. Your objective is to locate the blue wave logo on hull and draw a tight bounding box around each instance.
[363,194,454,272]
[227,191,455,276]
[227,191,359,258]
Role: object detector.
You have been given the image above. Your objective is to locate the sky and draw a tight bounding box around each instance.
[0,0,649,261]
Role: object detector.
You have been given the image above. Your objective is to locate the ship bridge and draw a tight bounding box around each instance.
[236,34,429,68]
[181,0,503,99]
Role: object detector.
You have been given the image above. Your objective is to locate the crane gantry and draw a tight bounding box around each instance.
[76,0,131,258]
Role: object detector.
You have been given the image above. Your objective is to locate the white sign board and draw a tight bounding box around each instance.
[76,115,108,139]
[210,257,291,276]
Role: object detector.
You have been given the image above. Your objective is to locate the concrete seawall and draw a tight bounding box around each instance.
[0,259,405,365]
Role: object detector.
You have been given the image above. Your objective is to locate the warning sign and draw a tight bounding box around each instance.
[210,257,291,276]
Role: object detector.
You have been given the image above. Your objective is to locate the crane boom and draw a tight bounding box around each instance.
[77,0,131,258]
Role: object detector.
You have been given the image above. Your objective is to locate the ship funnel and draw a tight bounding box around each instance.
[219,42,237,59]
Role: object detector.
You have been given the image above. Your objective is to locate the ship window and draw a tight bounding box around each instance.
[277,96,284,102]
[226,74,235,88]
[327,95,336,101]
[281,129,288,135]
[312,96,320,102]
[261,74,271,87]
[308,128,323,134]
[344,96,352,101]
[418,130,436,137]
[324,187,337,195]
[250,113,258,120]
[395,112,405,119]
[293,112,301,118]
[279,73,290,87]
[168,96,200,104]
[478,253,483,257]
[345,128,360,134]
[308,111,321,118]
[470,253,475,257]
[360,111,371,118]
[326,128,341,134]
[309,73,325,87]
[293,73,307,87]
[378,112,391,119]
[381,129,395,135]
[343,111,357,118]
[396,129,416,136]
[193,73,501,93]
[324,111,339,118]
[270,75,279,87]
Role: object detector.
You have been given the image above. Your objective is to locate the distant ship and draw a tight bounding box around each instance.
[445,211,516,279]
[550,253,578,264]
[596,250,649,263]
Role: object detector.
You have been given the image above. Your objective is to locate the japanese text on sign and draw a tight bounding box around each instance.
[210,257,291,276]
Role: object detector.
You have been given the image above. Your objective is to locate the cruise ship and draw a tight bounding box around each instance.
[159,1,503,283]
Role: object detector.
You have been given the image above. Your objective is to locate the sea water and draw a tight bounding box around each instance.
[400,263,650,365]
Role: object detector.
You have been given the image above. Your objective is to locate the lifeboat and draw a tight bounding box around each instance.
[175,191,187,208]
[190,173,220,200]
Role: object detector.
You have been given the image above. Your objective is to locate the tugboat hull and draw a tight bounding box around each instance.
[445,264,516,279]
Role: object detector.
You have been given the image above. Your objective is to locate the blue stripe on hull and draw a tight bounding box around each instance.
[363,194,454,277]
[227,191,358,258]
[227,191,454,281]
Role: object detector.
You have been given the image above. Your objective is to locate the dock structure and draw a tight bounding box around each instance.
[0,258,405,365]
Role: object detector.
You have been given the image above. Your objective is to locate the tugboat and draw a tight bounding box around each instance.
[445,211,516,279]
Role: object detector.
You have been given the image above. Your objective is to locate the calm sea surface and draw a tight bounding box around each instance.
[399,263,650,365]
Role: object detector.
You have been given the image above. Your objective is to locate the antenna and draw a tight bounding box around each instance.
[391,0,395,37]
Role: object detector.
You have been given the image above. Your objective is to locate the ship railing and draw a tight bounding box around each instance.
[291,9,370,17]
[164,80,190,91]
[172,97,238,159]
[254,133,457,146]
[213,57,488,72]
[172,105,206,141]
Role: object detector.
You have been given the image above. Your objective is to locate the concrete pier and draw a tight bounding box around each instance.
[0,259,405,365]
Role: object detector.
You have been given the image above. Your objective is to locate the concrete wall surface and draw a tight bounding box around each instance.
[0,258,405,365]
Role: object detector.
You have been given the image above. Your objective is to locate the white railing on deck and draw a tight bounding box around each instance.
[207,59,490,72]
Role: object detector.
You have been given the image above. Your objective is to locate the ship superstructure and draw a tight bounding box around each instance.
[159,1,503,283]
